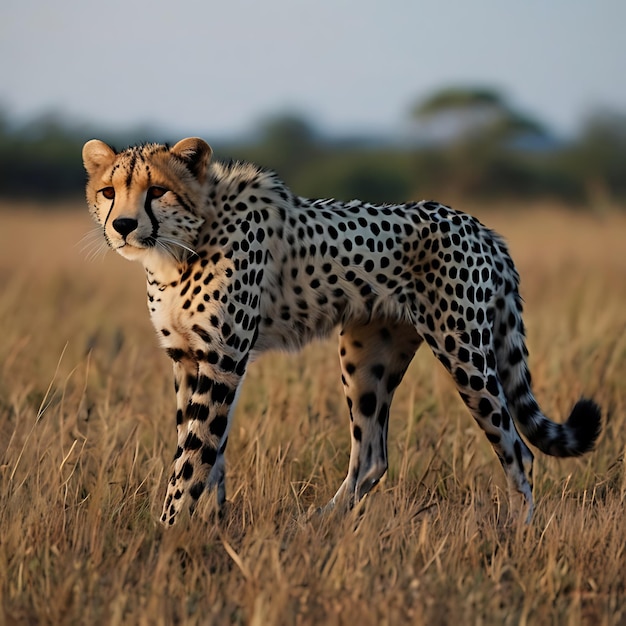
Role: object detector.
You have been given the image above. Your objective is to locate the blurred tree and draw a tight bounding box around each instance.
[413,87,545,141]
[565,109,626,204]
[0,111,87,198]
[291,150,412,204]
[411,86,549,198]
[255,113,320,180]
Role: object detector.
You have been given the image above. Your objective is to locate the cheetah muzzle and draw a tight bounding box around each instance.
[82,137,602,526]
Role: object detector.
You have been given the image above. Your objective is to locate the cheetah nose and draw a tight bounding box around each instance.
[112,217,138,237]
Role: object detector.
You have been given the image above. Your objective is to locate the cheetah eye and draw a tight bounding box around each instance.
[147,186,167,200]
[100,187,115,200]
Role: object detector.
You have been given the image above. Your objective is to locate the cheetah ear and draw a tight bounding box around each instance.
[82,140,117,176]
[171,137,212,182]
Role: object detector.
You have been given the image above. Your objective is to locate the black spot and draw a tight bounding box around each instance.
[514,400,538,426]
[181,461,194,480]
[486,375,499,396]
[166,348,185,362]
[197,375,212,394]
[359,392,377,417]
[455,368,469,386]
[509,347,523,365]
[478,397,493,417]
[209,414,228,437]
[426,313,435,331]
[353,425,362,441]
[184,433,203,450]
[187,402,209,422]
[220,355,237,372]
[469,376,484,391]
[202,445,217,465]
[235,354,249,376]
[380,327,392,341]
[211,382,232,404]
[386,373,401,393]
[457,347,470,363]
[193,324,212,343]
[371,364,385,380]
[189,481,204,500]
[481,328,490,345]
[423,333,438,349]
[471,352,485,371]
[438,354,451,370]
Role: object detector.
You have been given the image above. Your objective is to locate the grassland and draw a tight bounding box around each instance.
[0,202,625,625]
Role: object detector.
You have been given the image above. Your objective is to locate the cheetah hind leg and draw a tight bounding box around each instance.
[328,320,422,512]
[207,450,227,512]
[429,335,535,522]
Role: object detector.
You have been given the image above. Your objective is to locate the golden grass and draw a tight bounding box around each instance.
[0,202,625,625]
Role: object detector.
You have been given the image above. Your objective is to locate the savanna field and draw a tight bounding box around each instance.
[0,202,625,625]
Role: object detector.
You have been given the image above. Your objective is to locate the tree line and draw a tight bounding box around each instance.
[1,87,625,207]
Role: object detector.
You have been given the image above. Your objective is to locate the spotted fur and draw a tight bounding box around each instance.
[82,137,602,526]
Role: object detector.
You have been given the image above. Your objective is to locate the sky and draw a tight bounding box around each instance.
[1,0,625,141]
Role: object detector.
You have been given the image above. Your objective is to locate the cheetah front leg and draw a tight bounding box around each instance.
[171,359,196,451]
[160,356,248,526]
[330,320,423,510]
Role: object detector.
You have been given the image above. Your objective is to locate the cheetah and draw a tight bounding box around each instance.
[82,137,602,526]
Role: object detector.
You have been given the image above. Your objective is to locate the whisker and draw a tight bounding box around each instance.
[75,227,109,261]
[76,227,104,249]
[158,237,199,260]
[155,239,181,263]
[85,241,109,262]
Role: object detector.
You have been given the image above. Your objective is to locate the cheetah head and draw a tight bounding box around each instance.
[82,137,212,265]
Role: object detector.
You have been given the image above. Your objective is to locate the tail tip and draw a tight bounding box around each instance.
[567,397,602,455]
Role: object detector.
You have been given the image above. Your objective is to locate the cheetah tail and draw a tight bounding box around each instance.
[514,396,601,458]
[494,293,602,457]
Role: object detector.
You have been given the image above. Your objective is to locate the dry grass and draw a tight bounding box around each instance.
[0,202,625,625]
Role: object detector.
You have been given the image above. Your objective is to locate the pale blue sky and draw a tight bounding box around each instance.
[1,0,624,139]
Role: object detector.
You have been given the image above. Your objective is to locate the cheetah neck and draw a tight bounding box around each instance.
[141,247,189,287]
